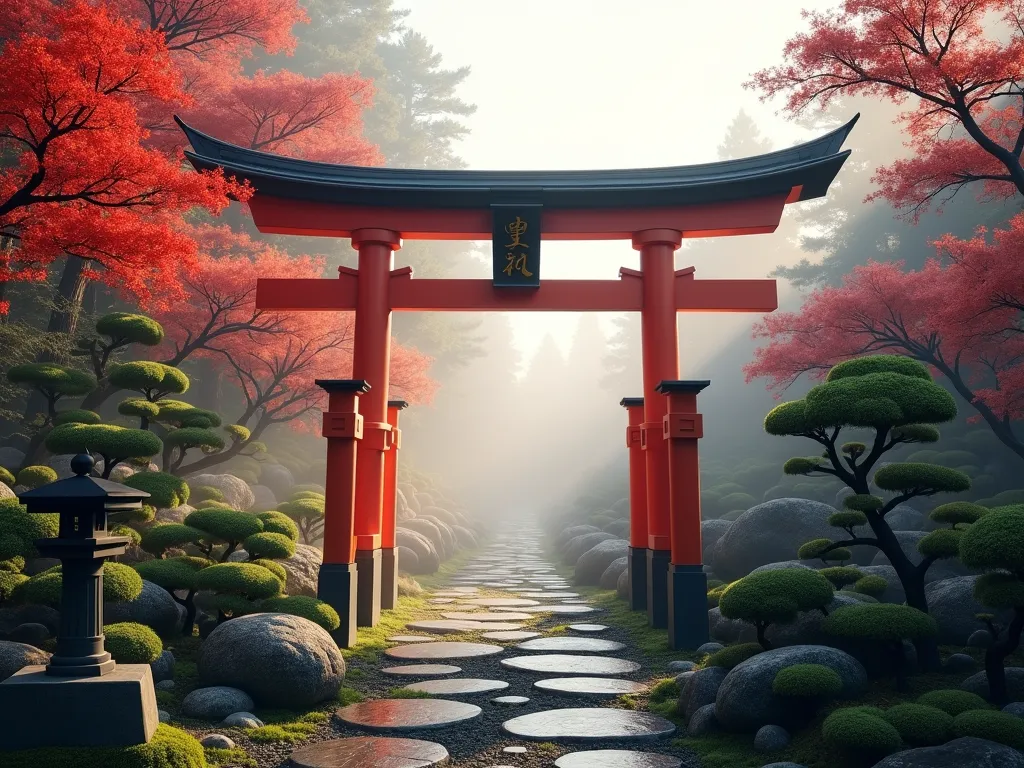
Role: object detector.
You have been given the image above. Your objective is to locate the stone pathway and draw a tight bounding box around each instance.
[277,521,697,767]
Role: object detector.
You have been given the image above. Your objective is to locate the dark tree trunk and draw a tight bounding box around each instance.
[983,608,1024,706]
[756,622,773,651]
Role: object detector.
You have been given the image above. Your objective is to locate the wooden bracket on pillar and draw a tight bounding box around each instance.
[322,412,364,439]
[626,425,643,448]
[361,422,392,451]
[663,413,704,440]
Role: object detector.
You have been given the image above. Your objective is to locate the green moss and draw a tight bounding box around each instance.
[960,505,1024,571]
[873,463,970,494]
[243,532,295,560]
[853,575,888,597]
[0,724,206,768]
[261,595,340,631]
[245,723,316,743]
[821,706,902,756]
[647,677,680,716]
[104,622,163,664]
[707,643,763,670]
[915,688,990,716]
[256,512,298,541]
[15,561,142,606]
[204,747,254,767]
[823,603,937,642]
[387,688,433,698]
[337,687,364,705]
[0,466,13,486]
[184,508,263,544]
[0,570,29,600]
[194,563,281,600]
[14,465,57,489]
[125,472,190,509]
[0,502,58,560]
[953,709,1024,749]
[881,703,953,746]
[772,664,843,698]
[190,486,224,504]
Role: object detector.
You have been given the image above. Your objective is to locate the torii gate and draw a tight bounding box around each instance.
[179,115,856,650]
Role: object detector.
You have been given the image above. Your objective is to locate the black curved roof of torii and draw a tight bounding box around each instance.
[177,114,858,210]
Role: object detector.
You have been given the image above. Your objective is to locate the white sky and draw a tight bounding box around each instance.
[400,0,834,369]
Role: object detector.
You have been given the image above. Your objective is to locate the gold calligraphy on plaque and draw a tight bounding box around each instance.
[503,216,534,278]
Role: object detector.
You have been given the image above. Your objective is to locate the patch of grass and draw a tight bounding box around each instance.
[298,711,330,724]
[245,723,317,743]
[344,667,367,680]
[337,687,364,706]
[648,677,681,717]
[343,593,433,661]
[205,746,257,767]
[616,694,639,710]
[548,624,569,634]
[387,687,433,699]
[535,742,559,754]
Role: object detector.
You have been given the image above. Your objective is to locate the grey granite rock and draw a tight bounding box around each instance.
[221,711,264,728]
[598,556,629,590]
[961,667,1024,703]
[668,660,697,673]
[158,710,170,723]
[927,577,1011,645]
[679,665,728,723]
[944,653,978,674]
[686,703,719,736]
[968,629,994,649]
[181,686,254,720]
[697,642,725,655]
[0,641,49,682]
[754,724,791,753]
[105,579,182,638]
[200,734,235,749]
[868,736,1024,767]
[150,649,175,683]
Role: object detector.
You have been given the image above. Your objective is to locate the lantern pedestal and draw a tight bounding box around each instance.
[0,664,159,750]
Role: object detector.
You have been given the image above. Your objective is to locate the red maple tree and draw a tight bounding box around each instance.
[748,0,1024,218]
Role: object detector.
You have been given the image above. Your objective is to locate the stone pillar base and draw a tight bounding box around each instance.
[646,548,670,629]
[318,562,358,647]
[0,664,158,750]
[627,546,648,611]
[668,563,710,650]
[380,547,399,611]
[355,548,382,627]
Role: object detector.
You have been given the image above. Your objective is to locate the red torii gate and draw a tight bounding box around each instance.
[179,115,856,649]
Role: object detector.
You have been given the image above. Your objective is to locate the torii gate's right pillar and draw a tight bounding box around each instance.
[634,228,682,629]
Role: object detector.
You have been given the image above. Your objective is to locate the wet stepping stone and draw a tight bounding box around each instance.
[288,736,449,768]
[433,589,479,597]
[568,624,608,633]
[381,664,462,677]
[406,619,524,634]
[518,592,578,599]
[337,700,481,733]
[560,599,589,604]
[388,635,437,643]
[492,696,530,706]
[533,677,648,698]
[515,605,597,615]
[426,598,455,604]
[501,655,641,676]
[442,612,534,622]
[484,582,522,587]
[554,750,683,768]
[462,598,540,607]
[403,678,509,696]
[502,708,675,742]
[482,630,542,641]
[515,638,626,653]
[385,642,505,660]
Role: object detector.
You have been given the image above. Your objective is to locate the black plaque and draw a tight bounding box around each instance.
[492,204,541,288]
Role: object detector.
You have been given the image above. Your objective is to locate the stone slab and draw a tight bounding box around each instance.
[288,736,450,768]
[533,677,649,698]
[380,665,462,677]
[501,708,675,742]
[388,636,437,643]
[509,605,597,615]
[460,598,541,607]
[501,655,641,676]
[0,663,158,749]
[385,642,505,661]
[568,624,608,633]
[432,589,479,596]
[403,678,509,696]
[442,612,535,622]
[406,620,525,634]
[555,750,683,768]
[337,699,482,732]
[515,638,626,653]
[492,696,530,706]
[482,631,542,641]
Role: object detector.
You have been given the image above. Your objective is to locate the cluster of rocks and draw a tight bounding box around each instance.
[554,525,630,589]
[395,482,480,575]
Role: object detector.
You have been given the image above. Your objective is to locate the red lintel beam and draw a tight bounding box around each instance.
[257,275,358,311]
[246,195,787,241]
[676,277,777,313]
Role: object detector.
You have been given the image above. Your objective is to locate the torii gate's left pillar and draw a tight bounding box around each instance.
[351,229,400,628]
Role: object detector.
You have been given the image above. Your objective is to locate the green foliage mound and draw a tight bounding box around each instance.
[104,622,163,664]
[960,505,1024,571]
[718,568,834,645]
[0,501,58,560]
[53,409,102,426]
[45,424,162,467]
[0,467,14,486]
[15,466,57,489]
[109,362,189,397]
[772,663,843,698]
[95,312,165,347]
[257,512,299,541]
[193,563,281,600]
[0,571,28,601]
[823,603,937,642]
[190,486,224,503]
[261,595,340,631]
[184,508,262,544]
[917,528,964,559]
[134,556,211,590]
[822,706,902,755]
[881,703,953,746]
[140,524,202,555]
[952,709,1024,750]
[251,558,287,585]
[244,532,295,560]
[930,501,989,527]
[706,643,763,670]
[853,575,888,597]
[916,689,991,716]
[125,472,190,508]
[0,724,206,768]
[14,562,143,606]
[7,363,96,399]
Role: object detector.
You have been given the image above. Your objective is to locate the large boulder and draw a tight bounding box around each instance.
[420,506,458,526]
[452,525,478,549]
[400,485,420,514]
[249,485,278,512]
[419,516,456,558]
[181,686,254,720]
[104,579,182,638]
[961,667,1024,703]
[0,447,26,472]
[603,519,630,539]
[186,474,256,511]
[869,737,1024,768]
[395,488,415,522]
[198,613,345,709]
[108,464,137,483]
[155,504,194,525]
[556,525,601,548]
[396,528,440,574]
[708,607,755,644]
[599,556,629,590]
[258,464,294,501]
[701,519,732,555]
[616,567,630,599]
[715,645,868,732]
[927,576,1012,646]
[885,504,926,532]
[0,641,49,682]
[575,539,629,586]
[279,544,322,597]
[710,499,841,581]
[679,665,728,723]
[402,518,449,560]
[0,482,14,500]
[563,532,617,565]
[397,546,419,573]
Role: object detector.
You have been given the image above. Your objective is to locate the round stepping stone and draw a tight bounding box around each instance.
[568,624,608,633]
[482,630,542,641]
[461,598,540,607]
[432,589,479,596]
[403,678,509,696]
[534,677,649,698]
[406,620,525,634]
[515,637,626,653]
[502,708,675,742]
[288,736,450,768]
[337,699,481,732]
[388,635,436,643]
[561,599,588,604]
[504,746,528,754]
[492,696,530,706]
[519,592,579,599]
[442,612,534,622]
[517,604,597,615]
[554,750,683,768]
[380,664,462,677]
[426,598,455,604]
[501,655,641,676]
[385,642,505,660]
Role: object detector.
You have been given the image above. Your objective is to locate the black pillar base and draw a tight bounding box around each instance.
[668,563,710,650]
[627,547,648,612]
[646,548,670,629]
[355,548,382,628]
[380,547,399,611]
[318,563,358,648]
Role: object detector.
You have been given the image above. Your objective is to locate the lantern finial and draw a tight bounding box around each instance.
[70,453,94,476]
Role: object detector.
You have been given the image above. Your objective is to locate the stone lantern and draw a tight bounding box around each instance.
[0,454,159,749]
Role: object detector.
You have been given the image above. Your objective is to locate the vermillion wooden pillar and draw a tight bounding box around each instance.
[620,397,648,611]
[380,399,408,611]
[315,379,368,648]
[634,228,682,629]
[657,379,711,649]
[351,228,400,628]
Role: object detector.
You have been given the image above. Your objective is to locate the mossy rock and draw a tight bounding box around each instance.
[260,595,340,631]
[881,703,953,746]
[0,724,205,767]
[952,709,1024,750]
[16,466,58,489]
[104,622,163,664]
[772,663,843,698]
[707,642,763,670]
[822,706,902,755]
[916,689,990,716]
